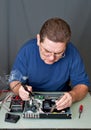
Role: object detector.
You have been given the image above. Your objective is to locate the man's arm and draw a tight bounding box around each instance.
[69,84,88,103]
[56,84,88,110]
[10,81,32,100]
[10,81,22,95]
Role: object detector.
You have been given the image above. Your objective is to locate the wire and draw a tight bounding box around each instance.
[0,90,11,93]
[11,82,21,90]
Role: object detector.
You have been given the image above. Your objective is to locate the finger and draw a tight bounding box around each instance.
[19,86,30,100]
[56,93,72,110]
[56,92,72,106]
[26,86,32,92]
[56,93,67,106]
[20,92,29,100]
[21,96,30,101]
[57,100,70,110]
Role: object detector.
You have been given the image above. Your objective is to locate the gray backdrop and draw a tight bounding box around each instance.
[0,0,91,89]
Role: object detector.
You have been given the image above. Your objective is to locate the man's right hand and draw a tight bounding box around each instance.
[19,85,32,101]
[10,81,33,101]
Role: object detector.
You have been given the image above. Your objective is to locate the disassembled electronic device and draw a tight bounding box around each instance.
[9,93,72,119]
[23,93,72,119]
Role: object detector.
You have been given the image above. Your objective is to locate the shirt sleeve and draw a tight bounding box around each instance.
[9,47,28,83]
[70,47,90,88]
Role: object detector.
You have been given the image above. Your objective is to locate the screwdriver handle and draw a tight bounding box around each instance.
[79,105,83,113]
[22,84,34,97]
[79,105,83,118]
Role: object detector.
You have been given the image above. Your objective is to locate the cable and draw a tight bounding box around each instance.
[11,82,21,90]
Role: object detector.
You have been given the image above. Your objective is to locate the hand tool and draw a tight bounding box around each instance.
[79,104,83,118]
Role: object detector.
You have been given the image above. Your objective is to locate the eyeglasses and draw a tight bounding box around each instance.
[40,44,65,58]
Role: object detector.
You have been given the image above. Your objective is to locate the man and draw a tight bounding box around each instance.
[9,17,90,110]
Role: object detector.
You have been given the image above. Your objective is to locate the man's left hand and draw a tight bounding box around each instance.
[56,92,72,110]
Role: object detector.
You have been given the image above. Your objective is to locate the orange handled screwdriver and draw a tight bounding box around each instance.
[79,105,83,118]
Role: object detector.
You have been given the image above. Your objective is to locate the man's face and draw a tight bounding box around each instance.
[37,35,66,64]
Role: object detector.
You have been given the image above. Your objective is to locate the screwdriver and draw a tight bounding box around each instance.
[22,83,34,97]
[79,105,83,118]
[24,86,34,97]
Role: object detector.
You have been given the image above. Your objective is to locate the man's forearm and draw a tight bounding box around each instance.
[69,84,88,103]
[10,81,21,95]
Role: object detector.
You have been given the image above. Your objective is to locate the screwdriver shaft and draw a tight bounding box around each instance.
[79,112,81,118]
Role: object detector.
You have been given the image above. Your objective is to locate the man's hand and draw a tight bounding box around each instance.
[19,85,32,101]
[56,92,72,110]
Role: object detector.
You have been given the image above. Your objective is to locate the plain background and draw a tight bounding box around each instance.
[0,0,91,89]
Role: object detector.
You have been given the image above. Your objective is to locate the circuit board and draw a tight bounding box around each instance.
[23,92,72,119]
[9,95,25,112]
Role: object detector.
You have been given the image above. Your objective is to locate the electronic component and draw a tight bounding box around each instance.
[9,95,24,112]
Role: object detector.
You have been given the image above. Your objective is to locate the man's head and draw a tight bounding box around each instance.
[39,17,71,43]
[37,17,71,64]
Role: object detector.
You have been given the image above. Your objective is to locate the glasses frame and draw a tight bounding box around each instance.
[40,43,65,58]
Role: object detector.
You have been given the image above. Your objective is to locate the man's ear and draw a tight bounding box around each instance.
[37,34,40,46]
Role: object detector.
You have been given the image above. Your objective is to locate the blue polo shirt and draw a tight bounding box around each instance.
[9,39,90,91]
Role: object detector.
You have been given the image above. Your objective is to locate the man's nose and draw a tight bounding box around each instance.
[49,53,55,60]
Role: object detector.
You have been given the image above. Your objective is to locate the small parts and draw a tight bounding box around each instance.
[23,112,39,118]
